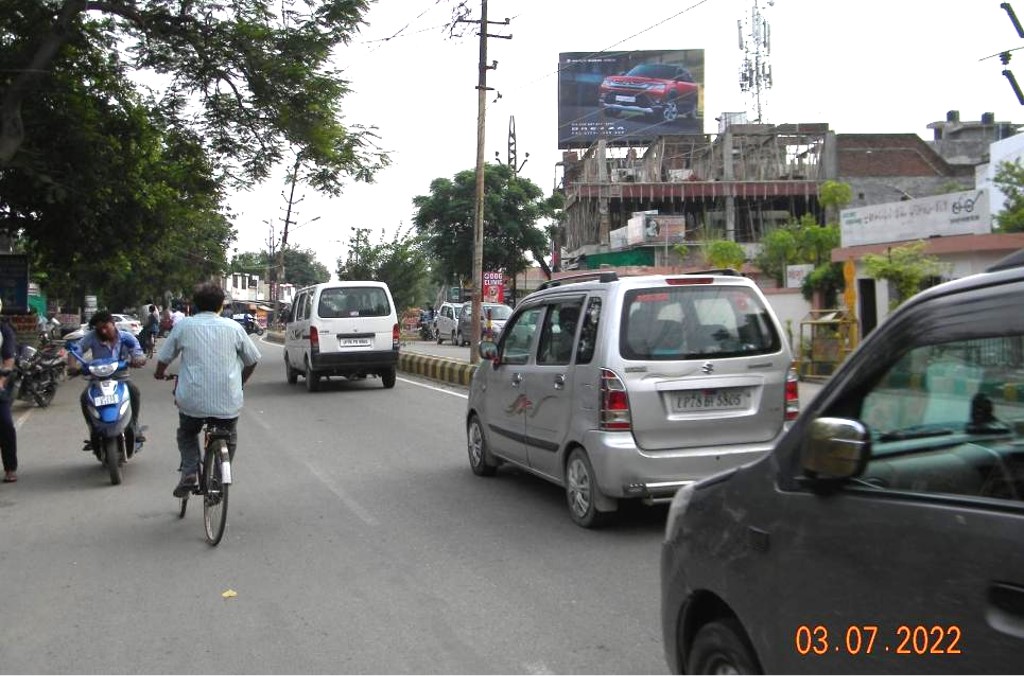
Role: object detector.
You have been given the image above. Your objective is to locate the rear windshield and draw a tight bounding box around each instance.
[483,305,512,320]
[318,287,391,319]
[620,286,781,360]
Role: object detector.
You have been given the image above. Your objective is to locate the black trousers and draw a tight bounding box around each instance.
[0,398,16,472]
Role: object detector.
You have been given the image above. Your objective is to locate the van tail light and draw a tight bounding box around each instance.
[309,328,319,353]
[392,323,400,350]
[600,368,632,431]
[785,364,800,422]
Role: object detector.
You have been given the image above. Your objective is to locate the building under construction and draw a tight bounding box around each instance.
[559,118,980,272]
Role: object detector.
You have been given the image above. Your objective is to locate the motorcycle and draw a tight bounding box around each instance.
[236,314,265,336]
[37,333,68,381]
[68,347,142,485]
[9,345,60,407]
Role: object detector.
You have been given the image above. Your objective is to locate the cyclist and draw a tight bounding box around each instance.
[154,282,260,497]
[142,304,160,356]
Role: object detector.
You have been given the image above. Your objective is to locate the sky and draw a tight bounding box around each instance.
[227,0,1024,277]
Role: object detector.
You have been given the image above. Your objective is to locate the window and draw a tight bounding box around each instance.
[500,306,544,366]
[318,287,390,318]
[854,335,1024,503]
[537,300,583,366]
[576,297,602,364]
[620,286,780,360]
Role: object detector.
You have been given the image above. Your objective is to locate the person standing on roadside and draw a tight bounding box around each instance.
[0,300,18,483]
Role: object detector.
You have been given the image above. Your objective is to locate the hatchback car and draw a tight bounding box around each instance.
[661,254,1024,674]
[466,270,797,527]
[433,301,462,345]
[456,301,512,346]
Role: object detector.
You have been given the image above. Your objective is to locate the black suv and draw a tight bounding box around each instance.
[661,250,1024,674]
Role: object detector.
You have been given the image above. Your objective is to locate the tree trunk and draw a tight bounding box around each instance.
[0,0,85,166]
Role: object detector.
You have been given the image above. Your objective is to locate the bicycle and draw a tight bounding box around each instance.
[163,375,234,546]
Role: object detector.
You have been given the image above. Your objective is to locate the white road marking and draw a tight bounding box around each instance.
[396,377,468,399]
[14,408,33,430]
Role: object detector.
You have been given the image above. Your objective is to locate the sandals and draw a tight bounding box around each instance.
[3,472,16,483]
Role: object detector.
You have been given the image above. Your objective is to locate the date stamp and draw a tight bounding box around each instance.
[795,625,962,656]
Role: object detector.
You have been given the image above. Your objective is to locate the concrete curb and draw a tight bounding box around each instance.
[264,330,477,387]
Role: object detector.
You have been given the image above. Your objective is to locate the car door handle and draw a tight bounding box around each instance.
[553,373,566,390]
[511,372,523,387]
[988,583,1024,639]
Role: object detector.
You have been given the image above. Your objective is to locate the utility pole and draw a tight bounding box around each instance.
[275,156,302,323]
[459,1,510,363]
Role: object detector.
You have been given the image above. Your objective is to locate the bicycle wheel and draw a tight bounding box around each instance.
[203,439,229,545]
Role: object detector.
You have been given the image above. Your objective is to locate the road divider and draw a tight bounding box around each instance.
[265,330,477,387]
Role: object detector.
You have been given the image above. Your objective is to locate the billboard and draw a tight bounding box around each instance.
[557,49,705,149]
[840,189,991,248]
[0,254,29,314]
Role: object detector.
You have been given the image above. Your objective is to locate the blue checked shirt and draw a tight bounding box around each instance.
[157,311,261,419]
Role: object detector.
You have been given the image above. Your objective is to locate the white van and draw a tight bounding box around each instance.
[284,281,400,391]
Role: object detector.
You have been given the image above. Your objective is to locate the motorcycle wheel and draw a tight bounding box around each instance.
[105,437,122,485]
[33,384,56,408]
[256,326,265,336]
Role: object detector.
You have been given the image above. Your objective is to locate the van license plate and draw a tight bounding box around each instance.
[93,394,119,406]
[341,338,371,347]
[674,388,748,412]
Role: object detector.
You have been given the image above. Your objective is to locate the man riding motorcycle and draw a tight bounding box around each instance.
[70,310,147,448]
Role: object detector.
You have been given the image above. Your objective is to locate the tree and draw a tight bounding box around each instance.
[336,227,429,312]
[413,163,560,286]
[863,241,946,310]
[230,247,330,289]
[1,0,389,194]
[703,240,746,270]
[994,159,1024,233]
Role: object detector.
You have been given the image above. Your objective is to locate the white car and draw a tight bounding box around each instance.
[112,313,142,336]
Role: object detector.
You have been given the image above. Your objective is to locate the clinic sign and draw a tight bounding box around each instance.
[840,189,991,247]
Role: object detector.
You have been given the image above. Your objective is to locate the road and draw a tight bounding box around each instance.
[0,337,669,674]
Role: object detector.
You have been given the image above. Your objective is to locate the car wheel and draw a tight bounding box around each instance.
[467,415,498,476]
[687,618,761,675]
[662,97,679,122]
[565,448,608,528]
[435,328,444,344]
[381,367,396,389]
[451,330,457,345]
[284,355,298,385]
[304,360,320,392]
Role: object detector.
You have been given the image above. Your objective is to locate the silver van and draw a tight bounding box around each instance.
[284,281,399,391]
[466,270,798,527]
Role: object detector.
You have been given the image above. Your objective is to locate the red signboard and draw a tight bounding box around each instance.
[483,271,504,304]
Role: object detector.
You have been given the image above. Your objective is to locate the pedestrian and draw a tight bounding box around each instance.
[170,305,186,328]
[0,300,18,482]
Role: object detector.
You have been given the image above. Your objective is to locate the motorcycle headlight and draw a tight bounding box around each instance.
[89,363,118,378]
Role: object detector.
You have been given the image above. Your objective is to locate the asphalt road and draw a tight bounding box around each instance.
[0,337,669,674]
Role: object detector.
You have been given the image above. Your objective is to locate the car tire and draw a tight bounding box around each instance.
[285,355,298,385]
[687,618,761,675]
[662,96,679,123]
[565,448,608,528]
[436,328,444,345]
[467,415,498,477]
[451,330,457,345]
[304,360,320,392]
[381,367,396,389]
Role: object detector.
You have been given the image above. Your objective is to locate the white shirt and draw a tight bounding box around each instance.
[171,310,186,326]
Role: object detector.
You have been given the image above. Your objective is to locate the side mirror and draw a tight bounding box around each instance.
[478,340,498,362]
[800,417,870,480]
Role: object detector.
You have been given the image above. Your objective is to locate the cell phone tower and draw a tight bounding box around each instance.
[738,0,774,123]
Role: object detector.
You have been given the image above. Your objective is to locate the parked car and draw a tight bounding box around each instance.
[598,63,699,123]
[466,270,797,527]
[456,301,512,346]
[661,252,1024,674]
[433,301,462,345]
[284,281,399,391]
[112,313,142,336]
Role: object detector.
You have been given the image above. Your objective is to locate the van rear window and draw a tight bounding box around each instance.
[620,286,781,360]
[318,287,391,318]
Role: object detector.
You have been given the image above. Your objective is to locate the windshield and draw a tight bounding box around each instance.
[318,287,391,318]
[484,305,512,320]
[625,64,678,79]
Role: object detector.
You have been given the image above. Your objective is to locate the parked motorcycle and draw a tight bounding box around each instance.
[9,345,60,407]
[37,333,68,381]
[68,347,142,485]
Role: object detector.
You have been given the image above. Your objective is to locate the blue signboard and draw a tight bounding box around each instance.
[0,254,29,313]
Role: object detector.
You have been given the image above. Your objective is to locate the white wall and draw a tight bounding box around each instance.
[980,132,1024,219]
[761,289,813,352]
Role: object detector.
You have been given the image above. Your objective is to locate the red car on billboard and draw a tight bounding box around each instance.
[598,63,698,123]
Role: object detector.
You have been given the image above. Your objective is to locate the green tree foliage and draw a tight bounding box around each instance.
[994,159,1024,233]
[704,240,746,270]
[230,247,330,289]
[336,227,428,312]
[1,0,389,191]
[863,241,946,310]
[413,163,560,285]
